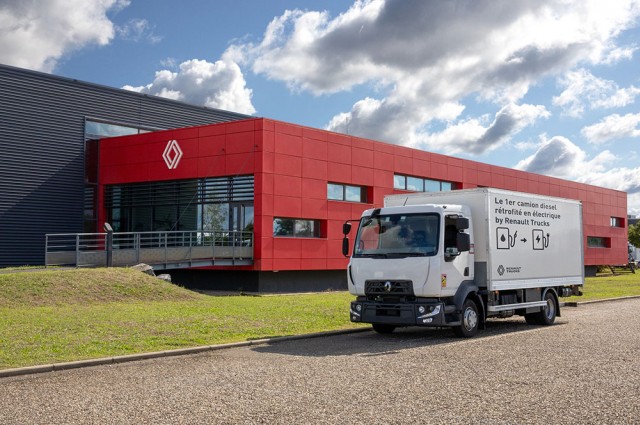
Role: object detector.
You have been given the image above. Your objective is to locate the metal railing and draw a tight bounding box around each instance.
[45,230,253,269]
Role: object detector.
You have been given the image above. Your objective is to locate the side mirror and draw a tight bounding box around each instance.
[342,237,350,257]
[456,217,469,230]
[445,247,460,259]
[457,232,471,252]
[342,222,352,235]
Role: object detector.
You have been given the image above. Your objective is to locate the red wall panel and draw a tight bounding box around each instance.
[302,138,328,160]
[225,131,256,155]
[352,147,373,168]
[199,135,226,157]
[301,198,328,219]
[350,165,374,187]
[274,154,302,177]
[373,151,395,171]
[301,178,328,200]
[327,162,351,182]
[273,195,302,217]
[274,133,302,156]
[301,158,328,180]
[328,142,352,164]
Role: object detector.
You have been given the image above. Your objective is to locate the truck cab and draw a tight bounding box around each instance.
[345,204,479,336]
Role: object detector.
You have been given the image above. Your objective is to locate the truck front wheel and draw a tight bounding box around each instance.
[453,299,479,338]
[372,324,396,334]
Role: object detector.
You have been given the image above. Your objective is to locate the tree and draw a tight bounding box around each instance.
[629,223,640,248]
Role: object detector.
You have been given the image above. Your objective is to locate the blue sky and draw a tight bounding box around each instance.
[2,0,640,214]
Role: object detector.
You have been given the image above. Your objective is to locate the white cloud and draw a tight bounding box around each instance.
[325,100,549,156]
[553,69,640,117]
[116,18,162,44]
[602,45,638,64]
[581,113,640,144]
[160,57,178,69]
[0,0,129,72]
[123,59,256,115]
[228,0,640,153]
[515,135,640,210]
[416,103,550,155]
[515,136,598,177]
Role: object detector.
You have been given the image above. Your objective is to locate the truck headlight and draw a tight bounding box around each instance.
[417,305,441,319]
[350,303,362,319]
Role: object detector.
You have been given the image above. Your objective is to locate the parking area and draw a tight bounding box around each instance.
[1,298,639,424]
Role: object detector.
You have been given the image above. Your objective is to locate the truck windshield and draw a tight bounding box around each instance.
[353,213,440,258]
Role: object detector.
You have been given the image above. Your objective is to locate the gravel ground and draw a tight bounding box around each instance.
[1,299,639,424]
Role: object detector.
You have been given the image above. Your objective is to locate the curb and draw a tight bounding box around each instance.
[0,327,370,379]
[562,295,640,307]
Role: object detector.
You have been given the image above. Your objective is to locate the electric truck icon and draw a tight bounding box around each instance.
[533,229,550,250]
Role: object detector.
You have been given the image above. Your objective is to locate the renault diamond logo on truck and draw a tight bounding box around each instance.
[384,281,392,292]
[497,265,505,276]
[163,139,183,169]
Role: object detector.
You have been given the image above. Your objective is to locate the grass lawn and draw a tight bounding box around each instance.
[1,267,639,369]
[567,269,640,302]
[0,268,360,369]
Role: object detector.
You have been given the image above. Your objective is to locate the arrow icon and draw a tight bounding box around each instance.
[521,238,527,243]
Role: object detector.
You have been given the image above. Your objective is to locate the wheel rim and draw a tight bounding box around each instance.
[545,297,555,320]
[463,307,478,331]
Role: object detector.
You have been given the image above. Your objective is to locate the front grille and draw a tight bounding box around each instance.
[365,280,414,296]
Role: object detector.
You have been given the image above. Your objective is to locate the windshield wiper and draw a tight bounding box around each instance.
[386,252,426,258]
[355,253,388,258]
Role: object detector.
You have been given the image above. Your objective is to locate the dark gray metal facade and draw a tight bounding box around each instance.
[0,64,250,267]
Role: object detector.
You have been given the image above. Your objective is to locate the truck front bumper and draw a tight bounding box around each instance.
[350,301,448,327]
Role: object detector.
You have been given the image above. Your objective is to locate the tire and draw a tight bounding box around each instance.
[372,324,396,334]
[533,291,557,326]
[453,298,479,338]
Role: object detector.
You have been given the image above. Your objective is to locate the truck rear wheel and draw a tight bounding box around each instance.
[453,299,479,338]
[534,291,557,326]
[526,291,557,326]
[372,324,396,334]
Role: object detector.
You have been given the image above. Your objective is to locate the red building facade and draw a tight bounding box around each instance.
[97,118,627,289]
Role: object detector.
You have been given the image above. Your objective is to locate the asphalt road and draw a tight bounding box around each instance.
[1,299,639,424]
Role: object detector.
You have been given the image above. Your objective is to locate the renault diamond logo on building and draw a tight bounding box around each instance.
[163,139,183,169]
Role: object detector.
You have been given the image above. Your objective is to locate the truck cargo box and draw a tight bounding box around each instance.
[384,188,584,291]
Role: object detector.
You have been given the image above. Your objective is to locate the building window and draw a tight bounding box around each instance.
[610,217,624,228]
[394,174,455,192]
[587,237,610,248]
[328,183,367,202]
[84,119,158,140]
[105,175,254,233]
[273,218,321,238]
[393,175,406,190]
[406,176,424,192]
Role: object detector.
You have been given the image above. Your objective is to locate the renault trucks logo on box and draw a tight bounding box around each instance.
[497,264,521,276]
[163,140,183,169]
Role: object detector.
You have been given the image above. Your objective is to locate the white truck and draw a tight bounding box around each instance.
[342,188,584,337]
